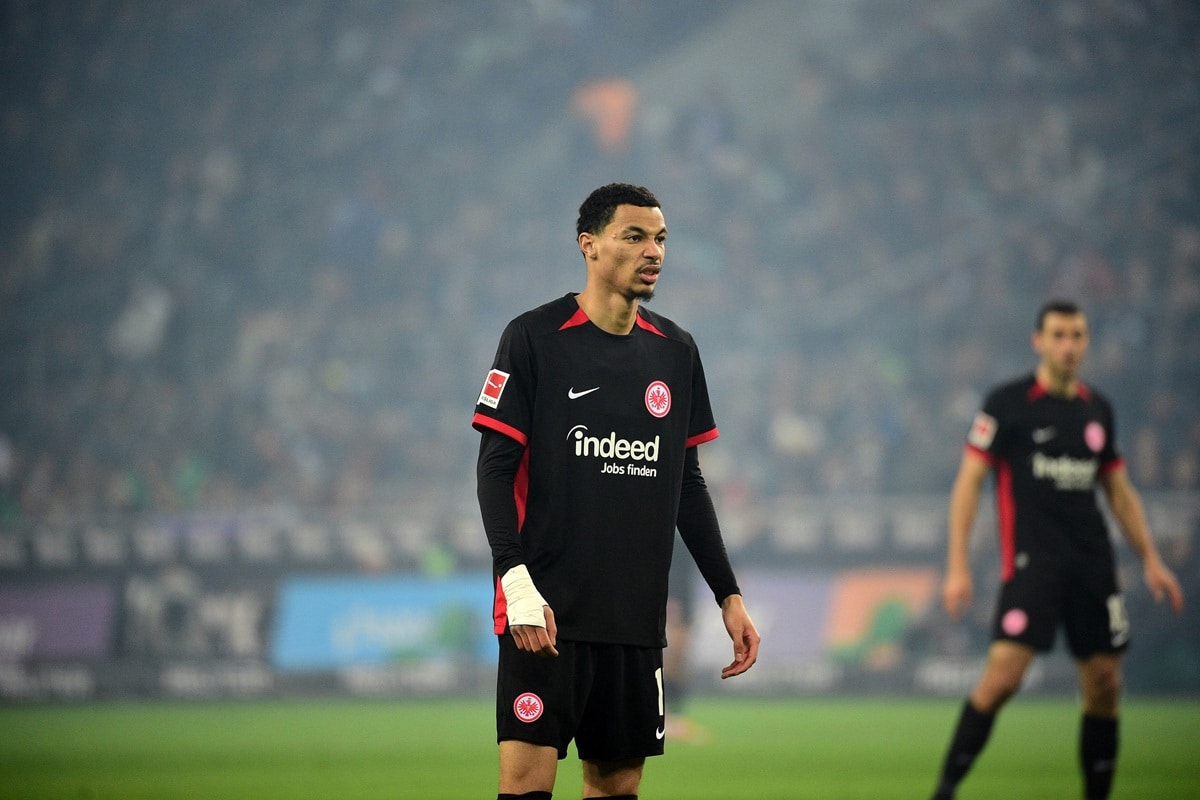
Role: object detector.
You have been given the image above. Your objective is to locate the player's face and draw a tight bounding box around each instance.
[1033,311,1089,381]
[580,204,666,302]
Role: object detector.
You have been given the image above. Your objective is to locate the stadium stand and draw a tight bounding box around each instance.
[1,0,1197,699]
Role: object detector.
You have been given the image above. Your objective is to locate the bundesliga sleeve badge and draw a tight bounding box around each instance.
[968,411,998,450]
[477,369,510,409]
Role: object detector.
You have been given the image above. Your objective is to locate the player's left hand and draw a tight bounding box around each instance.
[719,594,760,679]
[1145,557,1185,614]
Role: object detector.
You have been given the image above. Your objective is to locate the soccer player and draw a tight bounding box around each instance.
[473,183,760,800]
[928,299,1184,800]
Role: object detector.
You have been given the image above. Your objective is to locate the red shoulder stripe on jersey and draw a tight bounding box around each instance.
[635,313,667,338]
[1027,381,1047,400]
[1076,382,1093,401]
[472,413,528,447]
[558,307,590,330]
[995,460,1017,583]
[1099,456,1125,475]
[686,427,719,448]
[965,443,996,463]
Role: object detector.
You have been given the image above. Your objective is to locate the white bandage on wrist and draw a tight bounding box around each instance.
[500,564,549,628]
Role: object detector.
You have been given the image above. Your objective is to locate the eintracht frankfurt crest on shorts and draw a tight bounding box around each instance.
[513,692,543,723]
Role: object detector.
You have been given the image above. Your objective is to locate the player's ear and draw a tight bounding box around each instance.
[579,231,595,259]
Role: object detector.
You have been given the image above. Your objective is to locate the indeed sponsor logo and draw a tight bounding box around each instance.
[567,425,660,462]
[1032,453,1097,490]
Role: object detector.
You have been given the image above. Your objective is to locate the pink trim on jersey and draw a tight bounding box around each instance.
[966,443,996,464]
[494,446,532,635]
[635,313,667,338]
[686,427,719,448]
[493,574,507,634]
[1028,378,1092,401]
[472,413,528,447]
[995,461,1017,582]
[558,307,590,330]
[558,306,668,338]
[966,445,1015,580]
[514,447,530,530]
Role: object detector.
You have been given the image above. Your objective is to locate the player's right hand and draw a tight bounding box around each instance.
[511,607,558,657]
[500,565,559,657]
[942,569,973,621]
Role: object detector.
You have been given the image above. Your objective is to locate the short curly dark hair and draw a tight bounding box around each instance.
[576,183,661,237]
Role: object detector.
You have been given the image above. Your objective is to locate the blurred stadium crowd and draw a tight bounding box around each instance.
[1,0,1197,526]
[2,0,1199,701]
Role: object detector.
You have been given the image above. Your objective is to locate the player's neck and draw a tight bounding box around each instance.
[574,290,639,335]
[1036,364,1079,398]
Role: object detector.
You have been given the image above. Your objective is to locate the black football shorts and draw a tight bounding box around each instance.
[991,553,1130,658]
[496,635,666,761]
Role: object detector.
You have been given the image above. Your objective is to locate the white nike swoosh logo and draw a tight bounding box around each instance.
[655,727,665,740]
[567,386,599,399]
[1032,427,1056,443]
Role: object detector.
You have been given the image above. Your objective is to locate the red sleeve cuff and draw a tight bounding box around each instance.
[472,413,527,447]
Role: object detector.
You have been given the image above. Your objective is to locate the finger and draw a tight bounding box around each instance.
[721,636,747,679]
[1169,582,1185,615]
[511,624,550,655]
[721,650,753,678]
[941,586,957,617]
[721,632,759,679]
[948,588,972,620]
[535,627,559,657]
[514,626,541,653]
[720,655,746,679]
[944,594,961,620]
[730,649,759,676]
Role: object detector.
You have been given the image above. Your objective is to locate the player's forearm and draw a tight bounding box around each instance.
[945,479,980,574]
[943,446,992,595]
[476,431,526,575]
[678,494,741,604]
[677,452,740,604]
[477,473,524,574]
[1107,482,1161,565]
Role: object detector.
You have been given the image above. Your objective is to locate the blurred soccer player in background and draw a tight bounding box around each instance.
[929,299,1184,800]
[473,183,760,799]
[663,537,711,744]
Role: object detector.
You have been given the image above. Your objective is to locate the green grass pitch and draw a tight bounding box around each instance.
[1,696,1197,798]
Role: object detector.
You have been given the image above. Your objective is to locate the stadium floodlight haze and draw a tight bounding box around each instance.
[0,0,1195,723]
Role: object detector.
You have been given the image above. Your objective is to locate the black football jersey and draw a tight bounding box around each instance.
[966,374,1124,581]
[473,294,719,646]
